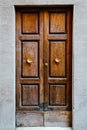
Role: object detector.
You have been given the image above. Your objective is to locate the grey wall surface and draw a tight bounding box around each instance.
[0,4,15,130]
[0,0,87,130]
[73,1,87,130]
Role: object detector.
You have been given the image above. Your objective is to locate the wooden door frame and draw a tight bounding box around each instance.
[17,6,70,128]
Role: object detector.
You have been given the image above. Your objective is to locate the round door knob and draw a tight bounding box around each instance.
[26,58,32,64]
[44,63,48,66]
[54,58,60,63]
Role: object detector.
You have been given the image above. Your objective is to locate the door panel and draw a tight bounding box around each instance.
[49,85,66,105]
[49,13,66,33]
[22,41,39,77]
[16,7,72,127]
[22,13,39,34]
[17,112,43,127]
[49,41,66,77]
[22,84,39,106]
[44,111,72,127]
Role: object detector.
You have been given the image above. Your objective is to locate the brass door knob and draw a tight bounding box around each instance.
[54,58,60,63]
[44,63,48,66]
[26,58,32,64]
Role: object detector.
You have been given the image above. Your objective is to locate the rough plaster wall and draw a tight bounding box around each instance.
[0,0,82,6]
[13,0,80,5]
[73,1,87,130]
[0,3,15,130]
[0,0,87,130]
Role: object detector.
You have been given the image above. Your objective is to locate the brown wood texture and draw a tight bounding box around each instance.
[44,8,72,111]
[49,41,65,77]
[17,111,44,126]
[50,13,66,33]
[22,41,39,77]
[22,85,39,106]
[44,111,72,127]
[49,85,65,105]
[16,7,72,127]
[22,13,39,34]
[16,8,44,111]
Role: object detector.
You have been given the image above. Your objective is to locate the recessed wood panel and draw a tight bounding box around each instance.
[49,85,66,105]
[49,13,66,33]
[22,41,39,77]
[22,85,39,106]
[17,112,43,126]
[44,111,71,127]
[49,41,66,77]
[22,13,39,34]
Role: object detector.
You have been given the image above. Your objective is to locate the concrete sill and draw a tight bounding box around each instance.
[16,127,72,130]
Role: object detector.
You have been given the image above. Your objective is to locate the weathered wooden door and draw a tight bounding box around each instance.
[16,7,72,127]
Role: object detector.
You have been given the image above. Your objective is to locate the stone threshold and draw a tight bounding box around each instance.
[16,127,72,130]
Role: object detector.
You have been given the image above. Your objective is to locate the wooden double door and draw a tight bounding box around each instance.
[16,7,72,127]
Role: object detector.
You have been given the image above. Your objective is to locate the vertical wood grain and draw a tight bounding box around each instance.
[22,41,39,77]
[49,41,66,77]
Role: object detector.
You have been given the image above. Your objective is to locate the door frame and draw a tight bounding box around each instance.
[16,7,72,127]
